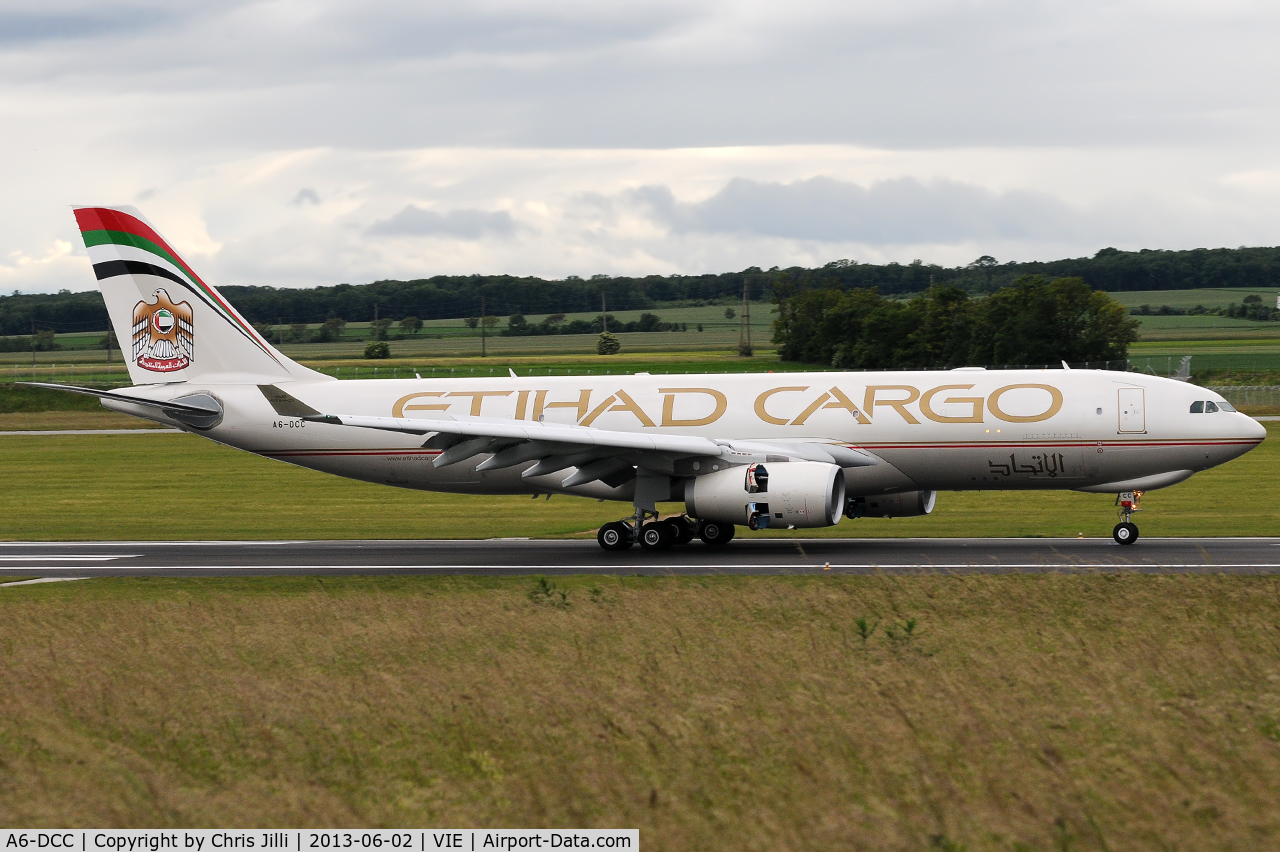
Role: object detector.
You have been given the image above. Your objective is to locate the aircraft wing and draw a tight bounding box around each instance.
[303,412,877,488]
[306,413,723,454]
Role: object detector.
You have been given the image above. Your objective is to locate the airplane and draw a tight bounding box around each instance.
[28,206,1267,550]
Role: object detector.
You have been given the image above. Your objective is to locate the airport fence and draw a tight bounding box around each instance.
[1209,386,1280,409]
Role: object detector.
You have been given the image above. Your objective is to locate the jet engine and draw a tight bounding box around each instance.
[848,490,936,519]
[684,461,846,529]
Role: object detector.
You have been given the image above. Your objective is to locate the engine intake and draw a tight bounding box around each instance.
[684,461,846,529]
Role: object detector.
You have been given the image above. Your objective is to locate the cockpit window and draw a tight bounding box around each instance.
[1218,401,1237,412]
[1189,401,1204,413]
[1205,401,1219,413]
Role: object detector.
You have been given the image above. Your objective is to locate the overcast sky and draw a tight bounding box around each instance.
[4,0,1280,293]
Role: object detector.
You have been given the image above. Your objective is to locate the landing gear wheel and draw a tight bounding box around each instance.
[697,520,736,546]
[667,516,697,545]
[598,522,634,552]
[1113,522,1139,545]
[640,522,674,550]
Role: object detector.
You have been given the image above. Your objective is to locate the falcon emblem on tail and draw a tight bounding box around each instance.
[132,288,194,372]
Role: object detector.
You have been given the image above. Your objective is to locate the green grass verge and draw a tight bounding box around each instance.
[0,572,1278,849]
[0,424,1273,540]
[0,383,105,412]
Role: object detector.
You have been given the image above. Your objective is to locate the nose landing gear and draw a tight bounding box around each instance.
[1112,490,1143,545]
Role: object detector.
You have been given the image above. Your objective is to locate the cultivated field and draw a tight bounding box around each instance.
[1,573,1278,850]
[1127,314,1280,342]
[1106,288,1280,309]
[0,423,1274,541]
[1129,339,1280,378]
[0,351,819,389]
[0,303,779,364]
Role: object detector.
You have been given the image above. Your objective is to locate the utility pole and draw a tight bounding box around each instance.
[601,292,607,333]
[278,317,283,346]
[31,319,37,371]
[480,295,487,357]
[745,280,752,353]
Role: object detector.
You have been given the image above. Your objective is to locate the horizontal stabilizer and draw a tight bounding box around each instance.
[18,382,220,417]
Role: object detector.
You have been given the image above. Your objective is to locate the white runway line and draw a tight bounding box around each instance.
[0,540,304,547]
[0,577,90,586]
[3,563,1277,572]
[0,555,133,561]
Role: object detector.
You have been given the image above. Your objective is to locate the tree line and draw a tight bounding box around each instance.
[3,242,1280,337]
[772,276,1140,368]
[502,312,687,336]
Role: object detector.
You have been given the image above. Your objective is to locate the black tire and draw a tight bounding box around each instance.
[667,516,697,545]
[1113,522,1139,545]
[640,522,674,550]
[697,520,735,546]
[598,522,633,552]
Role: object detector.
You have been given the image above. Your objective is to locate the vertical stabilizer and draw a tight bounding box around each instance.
[74,206,328,385]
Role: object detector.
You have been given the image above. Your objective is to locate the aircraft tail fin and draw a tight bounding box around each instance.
[73,206,327,385]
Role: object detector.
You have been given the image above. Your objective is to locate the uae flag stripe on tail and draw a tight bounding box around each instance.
[73,207,265,348]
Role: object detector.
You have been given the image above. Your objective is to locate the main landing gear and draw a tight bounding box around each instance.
[1112,490,1143,545]
[597,515,731,552]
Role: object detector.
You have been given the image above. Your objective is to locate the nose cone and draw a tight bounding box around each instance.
[1242,413,1268,442]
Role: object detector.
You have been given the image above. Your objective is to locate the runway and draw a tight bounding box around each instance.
[1,537,1279,579]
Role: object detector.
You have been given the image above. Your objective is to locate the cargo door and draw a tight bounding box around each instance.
[1118,388,1145,433]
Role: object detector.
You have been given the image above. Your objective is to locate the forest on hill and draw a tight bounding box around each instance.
[2,243,1279,337]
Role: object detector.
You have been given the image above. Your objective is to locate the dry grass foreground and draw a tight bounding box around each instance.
[1,575,1279,850]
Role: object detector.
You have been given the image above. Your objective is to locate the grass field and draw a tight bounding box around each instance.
[1127,315,1280,342]
[1106,288,1278,309]
[1106,288,1280,309]
[0,352,816,388]
[1,572,1279,849]
[0,303,780,363]
[1129,340,1280,378]
[0,411,160,430]
[0,423,1274,540]
[8,290,1280,378]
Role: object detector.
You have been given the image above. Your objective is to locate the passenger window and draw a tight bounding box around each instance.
[1219,401,1237,412]
[1189,401,1204,413]
[1205,401,1219,413]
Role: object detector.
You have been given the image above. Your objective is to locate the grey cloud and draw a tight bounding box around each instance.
[630,177,1088,245]
[6,2,1278,151]
[292,188,321,206]
[367,205,517,240]
[0,7,178,44]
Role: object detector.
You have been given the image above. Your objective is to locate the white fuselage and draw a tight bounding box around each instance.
[104,368,1265,503]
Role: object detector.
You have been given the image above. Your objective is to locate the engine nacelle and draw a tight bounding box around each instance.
[848,491,936,519]
[684,461,846,529]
